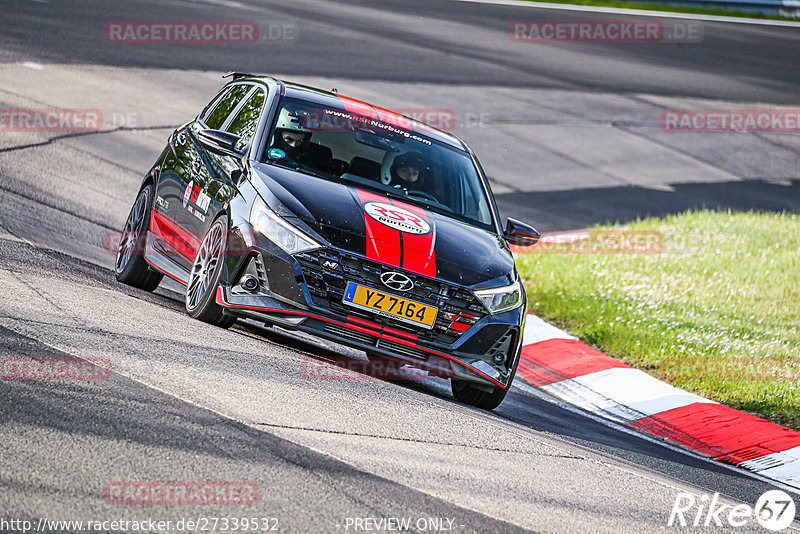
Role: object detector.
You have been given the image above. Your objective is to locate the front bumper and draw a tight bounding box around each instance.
[215,285,523,389]
[218,232,524,389]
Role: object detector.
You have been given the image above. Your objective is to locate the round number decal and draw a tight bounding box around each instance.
[363,202,431,235]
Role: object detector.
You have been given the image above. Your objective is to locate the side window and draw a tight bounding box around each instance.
[204,84,251,130]
[200,88,229,122]
[226,88,266,146]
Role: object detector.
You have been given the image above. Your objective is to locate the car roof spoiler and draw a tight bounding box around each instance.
[223,71,260,80]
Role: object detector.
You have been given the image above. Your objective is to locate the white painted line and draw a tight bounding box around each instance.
[541,376,644,423]
[450,0,800,27]
[513,379,800,495]
[523,314,577,346]
[756,458,800,486]
[21,62,44,70]
[575,367,716,416]
[519,312,800,490]
[541,367,716,422]
[741,446,800,473]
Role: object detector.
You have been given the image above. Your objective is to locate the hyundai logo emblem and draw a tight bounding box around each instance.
[380,272,414,292]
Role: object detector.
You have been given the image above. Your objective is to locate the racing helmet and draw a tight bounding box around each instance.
[380,150,427,187]
[273,108,312,155]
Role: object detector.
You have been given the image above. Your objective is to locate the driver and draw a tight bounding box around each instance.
[384,151,428,189]
[270,108,313,167]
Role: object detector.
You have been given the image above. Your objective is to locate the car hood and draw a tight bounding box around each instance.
[250,163,514,287]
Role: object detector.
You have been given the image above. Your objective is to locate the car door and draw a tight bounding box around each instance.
[204,83,267,203]
[183,84,267,259]
[155,83,252,270]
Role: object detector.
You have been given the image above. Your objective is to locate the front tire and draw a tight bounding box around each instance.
[451,379,510,410]
[452,360,517,410]
[115,184,163,291]
[185,215,236,329]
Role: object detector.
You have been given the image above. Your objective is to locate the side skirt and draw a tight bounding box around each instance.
[144,235,190,286]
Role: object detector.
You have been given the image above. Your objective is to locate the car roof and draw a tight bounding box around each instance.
[227,73,467,151]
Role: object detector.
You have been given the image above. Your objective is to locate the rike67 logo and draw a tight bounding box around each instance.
[669,490,796,531]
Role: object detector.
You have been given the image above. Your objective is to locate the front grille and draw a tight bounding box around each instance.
[296,249,487,344]
[324,323,377,346]
[377,339,429,360]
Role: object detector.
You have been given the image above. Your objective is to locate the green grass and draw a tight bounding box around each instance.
[516,0,800,21]
[516,210,800,430]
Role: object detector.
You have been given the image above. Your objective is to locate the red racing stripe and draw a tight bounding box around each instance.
[149,209,199,261]
[631,402,800,463]
[449,322,470,333]
[383,327,416,341]
[371,105,413,130]
[335,95,379,119]
[347,316,381,331]
[390,199,437,278]
[355,189,402,268]
[516,338,631,387]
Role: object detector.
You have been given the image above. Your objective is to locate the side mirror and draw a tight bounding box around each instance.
[504,218,540,247]
[197,129,244,158]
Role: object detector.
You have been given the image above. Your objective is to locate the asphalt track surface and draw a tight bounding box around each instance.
[1,0,799,532]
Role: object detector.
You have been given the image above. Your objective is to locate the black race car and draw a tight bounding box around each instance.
[115,73,539,409]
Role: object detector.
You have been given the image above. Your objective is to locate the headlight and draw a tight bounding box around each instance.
[249,198,321,254]
[475,279,523,314]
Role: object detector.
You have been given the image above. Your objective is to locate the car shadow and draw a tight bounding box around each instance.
[235,321,786,505]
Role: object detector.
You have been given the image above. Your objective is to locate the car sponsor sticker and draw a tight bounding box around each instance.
[268,148,285,159]
[183,181,211,213]
[363,202,430,235]
[187,206,206,222]
[155,196,169,210]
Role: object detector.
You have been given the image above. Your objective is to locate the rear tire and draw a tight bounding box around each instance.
[115,185,163,291]
[185,215,236,329]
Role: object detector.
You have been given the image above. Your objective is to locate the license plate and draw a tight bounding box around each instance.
[342,282,438,329]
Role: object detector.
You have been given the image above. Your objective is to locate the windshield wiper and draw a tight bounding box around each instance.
[379,188,454,216]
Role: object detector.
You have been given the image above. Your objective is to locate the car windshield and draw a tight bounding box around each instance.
[261,97,495,229]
